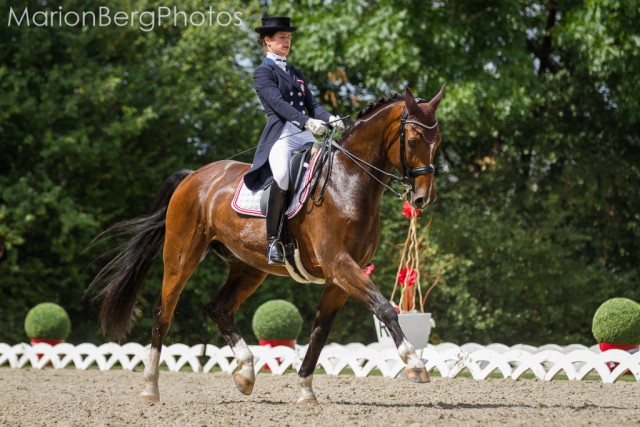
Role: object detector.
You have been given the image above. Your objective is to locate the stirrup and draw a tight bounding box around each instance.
[267,240,285,265]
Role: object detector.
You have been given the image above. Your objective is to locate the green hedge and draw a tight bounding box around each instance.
[252,300,303,340]
[592,298,640,344]
[24,303,71,340]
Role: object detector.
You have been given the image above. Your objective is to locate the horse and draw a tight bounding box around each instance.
[88,86,444,404]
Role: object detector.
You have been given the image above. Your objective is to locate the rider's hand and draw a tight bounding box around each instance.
[304,118,328,136]
[330,115,346,132]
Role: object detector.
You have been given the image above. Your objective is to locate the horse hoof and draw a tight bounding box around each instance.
[297,397,319,405]
[138,393,160,404]
[234,372,254,396]
[405,367,430,383]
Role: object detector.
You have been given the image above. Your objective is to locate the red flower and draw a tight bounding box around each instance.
[398,267,417,287]
[363,263,375,277]
[402,201,420,219]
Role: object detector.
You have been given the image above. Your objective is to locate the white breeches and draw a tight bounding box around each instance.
[269,121,315,190]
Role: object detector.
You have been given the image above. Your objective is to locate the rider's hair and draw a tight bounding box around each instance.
[257,31,277,55]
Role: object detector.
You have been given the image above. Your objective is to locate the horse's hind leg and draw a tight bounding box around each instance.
[204,262,267,396]
[297,285,349,404]
[138,226,209,403]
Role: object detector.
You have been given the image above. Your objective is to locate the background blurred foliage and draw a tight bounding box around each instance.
[1,0,638,346]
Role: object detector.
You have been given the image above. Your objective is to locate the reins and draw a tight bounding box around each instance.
[330,139,408,200]
[307,102,438,202]
[302,124,406,205]
[226,102,438,203]
[303,127,335,204]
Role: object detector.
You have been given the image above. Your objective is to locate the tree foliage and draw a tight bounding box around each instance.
[1,0,638,346]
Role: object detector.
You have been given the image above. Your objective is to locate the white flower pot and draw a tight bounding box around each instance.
[373,312,436,349]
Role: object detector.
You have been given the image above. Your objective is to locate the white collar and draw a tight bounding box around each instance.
[266,52,287,70]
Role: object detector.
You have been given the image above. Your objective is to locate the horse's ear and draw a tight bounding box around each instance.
[429,84,446,110]
[405,87,420,115]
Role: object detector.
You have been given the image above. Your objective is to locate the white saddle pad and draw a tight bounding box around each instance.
[232,150,321,219]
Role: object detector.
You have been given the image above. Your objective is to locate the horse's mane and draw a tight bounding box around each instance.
[341,93,402,138]
[355,92,402,120]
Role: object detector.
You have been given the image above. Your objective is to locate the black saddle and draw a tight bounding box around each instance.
[260,142,315,215]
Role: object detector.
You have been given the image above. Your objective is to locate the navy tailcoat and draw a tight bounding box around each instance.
[244,58,331,191]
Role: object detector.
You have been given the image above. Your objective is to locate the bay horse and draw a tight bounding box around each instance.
[88,86,444,404]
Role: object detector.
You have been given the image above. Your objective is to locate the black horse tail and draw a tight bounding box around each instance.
[87,169,192,341]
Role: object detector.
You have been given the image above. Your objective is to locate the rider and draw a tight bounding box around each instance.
[244,16,345,265]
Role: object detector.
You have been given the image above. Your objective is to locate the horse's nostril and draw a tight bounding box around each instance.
[414,197,426,209]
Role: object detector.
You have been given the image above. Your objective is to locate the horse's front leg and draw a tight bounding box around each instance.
[297,285,349,404]
[330,254,429,383]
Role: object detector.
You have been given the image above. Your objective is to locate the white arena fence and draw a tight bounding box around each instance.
[1,342,638,383]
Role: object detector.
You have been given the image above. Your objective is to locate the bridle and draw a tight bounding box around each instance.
[398,104,438,182]
[323,102,438,201]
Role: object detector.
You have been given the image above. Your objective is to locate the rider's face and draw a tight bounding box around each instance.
[265,32,291,57]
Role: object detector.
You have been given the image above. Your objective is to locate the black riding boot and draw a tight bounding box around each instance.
[265,183,287,265]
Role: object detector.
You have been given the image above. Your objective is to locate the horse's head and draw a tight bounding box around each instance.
[392,86,444,210]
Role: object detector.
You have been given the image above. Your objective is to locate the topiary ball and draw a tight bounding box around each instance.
[252,300,303,341]
[24,302,71,340]
[592,298,640,344]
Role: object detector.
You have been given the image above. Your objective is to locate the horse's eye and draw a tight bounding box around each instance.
[408,139,417,148]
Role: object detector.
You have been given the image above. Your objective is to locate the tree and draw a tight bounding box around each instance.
[2,0,638,346]
[270,0,640,345]
[0,0,265,343]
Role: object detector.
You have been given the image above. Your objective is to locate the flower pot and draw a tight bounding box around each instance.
[599,342,639,373]
[258,339,295,371]
[373,312,435,349]
[30,338,64,361]
[599,342,639,352]
[259,339,295,348]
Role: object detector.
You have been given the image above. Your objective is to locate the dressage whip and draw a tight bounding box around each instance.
[224,115,351,161]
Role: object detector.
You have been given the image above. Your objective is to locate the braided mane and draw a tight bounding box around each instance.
[355,92,401,120]
[338,93,402,140]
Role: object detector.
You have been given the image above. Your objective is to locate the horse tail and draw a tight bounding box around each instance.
[87,169,192,341]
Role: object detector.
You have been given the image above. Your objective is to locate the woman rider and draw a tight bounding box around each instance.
[244,16,345,265]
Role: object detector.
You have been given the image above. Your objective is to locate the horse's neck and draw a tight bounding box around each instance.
[339,103,400,172]
[330,104,400,209]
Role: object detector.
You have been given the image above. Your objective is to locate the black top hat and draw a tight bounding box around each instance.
[254,16,297,34]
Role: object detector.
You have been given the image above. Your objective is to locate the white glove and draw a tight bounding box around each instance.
[304,118,328,136]
[330,115,346,132]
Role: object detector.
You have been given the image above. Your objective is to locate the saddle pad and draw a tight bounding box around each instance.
[232,149,321,219]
